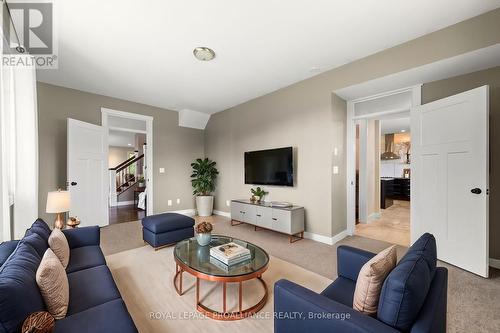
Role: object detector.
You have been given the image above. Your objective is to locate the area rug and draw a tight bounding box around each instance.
[105,245,332,333]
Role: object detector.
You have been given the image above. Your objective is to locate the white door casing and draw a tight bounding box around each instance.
[345,86,421,235]
[101,108,154,217]
[67,119,108,227]
[411,86,489,277]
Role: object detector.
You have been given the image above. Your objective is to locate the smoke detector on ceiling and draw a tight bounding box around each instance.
[193,47,215,61]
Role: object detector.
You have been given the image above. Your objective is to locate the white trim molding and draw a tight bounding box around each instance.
[213,210,231,218]
[345,85,421,240]
[165,209,196,217]
[304,230,349,246]
[101,107,154,219]
[368,212,381,222]
[160,208,196,217]
[490,258,500,270]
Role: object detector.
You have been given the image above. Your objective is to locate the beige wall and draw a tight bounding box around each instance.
[205,9,500,238]
[37,82,204,223]
[421,66,500,259]
[108,146,132,169]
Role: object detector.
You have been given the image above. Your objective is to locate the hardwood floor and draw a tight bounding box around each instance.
[109,204,145,225]
[355,200,410,246]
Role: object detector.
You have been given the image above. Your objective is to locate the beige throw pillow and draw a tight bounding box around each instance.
[48,228,70,269]
[36,248,69,319]
[353,245,397,315]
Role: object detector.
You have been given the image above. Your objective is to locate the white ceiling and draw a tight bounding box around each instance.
[336,43,500,101]
[381,117,410,135]
[37,1,500,114]
[108,130,136,148]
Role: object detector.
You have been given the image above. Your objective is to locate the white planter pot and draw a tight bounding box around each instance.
[196,196,214,217]
[196,232,212,246]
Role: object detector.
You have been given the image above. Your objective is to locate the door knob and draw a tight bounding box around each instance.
[471,188,482,194]
[70,182,77,186]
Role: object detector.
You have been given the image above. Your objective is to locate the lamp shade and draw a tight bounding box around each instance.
[46,190,71,213]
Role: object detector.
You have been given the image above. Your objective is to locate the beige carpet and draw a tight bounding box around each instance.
[101,220,144,256]
[101,216,500,332]
[106,245,331,333]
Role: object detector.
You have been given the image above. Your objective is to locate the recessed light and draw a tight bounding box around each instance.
[401,130,406,133]
[127,143,132,146]
[193,47,215,61]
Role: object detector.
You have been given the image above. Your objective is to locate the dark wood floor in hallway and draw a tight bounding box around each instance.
[109,204,145,224]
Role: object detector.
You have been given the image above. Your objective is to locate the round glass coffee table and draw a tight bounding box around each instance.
[173,235,269,320]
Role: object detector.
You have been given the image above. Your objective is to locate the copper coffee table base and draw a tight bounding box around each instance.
[173,262,268,321]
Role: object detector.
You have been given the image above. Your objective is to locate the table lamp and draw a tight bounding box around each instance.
[46,189,71,229]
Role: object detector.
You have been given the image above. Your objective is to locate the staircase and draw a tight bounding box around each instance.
[109,154,144,206]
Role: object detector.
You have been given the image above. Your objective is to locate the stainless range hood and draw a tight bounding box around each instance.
[381,134,400,160]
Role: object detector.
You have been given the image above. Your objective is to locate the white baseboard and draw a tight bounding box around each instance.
[490,258,500,269]
[367,212,381,222]
[304,229,348,246]
[213,210,231,218]
[116,200,134,207]
[162,209,196,217]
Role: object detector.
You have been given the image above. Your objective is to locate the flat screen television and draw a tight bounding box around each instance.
[244,147,293,186]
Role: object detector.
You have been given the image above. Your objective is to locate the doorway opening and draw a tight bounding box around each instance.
[102,108,154,225]
[108,130,147,224]
[354,115,411,246]
[346,86,420,246]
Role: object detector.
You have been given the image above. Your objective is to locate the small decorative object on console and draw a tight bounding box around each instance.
[270,201,293,208]
[250,187,268,203]
[137,175,146,187]
[22,311,55,333]
[195,221,213,246]
[66,216,80,229]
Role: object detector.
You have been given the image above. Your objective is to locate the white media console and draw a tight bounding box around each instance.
[230,199,305,243]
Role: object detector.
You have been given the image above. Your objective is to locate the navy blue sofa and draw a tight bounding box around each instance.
[274,233,448,333]
[0,219,137,333]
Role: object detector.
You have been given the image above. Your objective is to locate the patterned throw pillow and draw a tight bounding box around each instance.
[35,248,69,319]
[48,228,70,269]
[353,245,397,315]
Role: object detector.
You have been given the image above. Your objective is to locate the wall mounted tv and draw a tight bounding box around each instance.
[244,147,294,187]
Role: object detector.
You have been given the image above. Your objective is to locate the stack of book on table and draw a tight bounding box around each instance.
[210,242,251,266]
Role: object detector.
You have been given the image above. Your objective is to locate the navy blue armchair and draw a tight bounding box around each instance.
[274,234,448,333]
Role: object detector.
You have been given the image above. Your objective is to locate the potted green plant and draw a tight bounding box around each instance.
[251,187,268,203]
[191,158,219,216]
[137,175,146,187]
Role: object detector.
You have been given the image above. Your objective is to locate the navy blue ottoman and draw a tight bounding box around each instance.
[142,213,195,250]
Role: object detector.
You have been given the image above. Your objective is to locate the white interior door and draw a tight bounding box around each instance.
[67,119,108,227]
[411,86,489,277]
